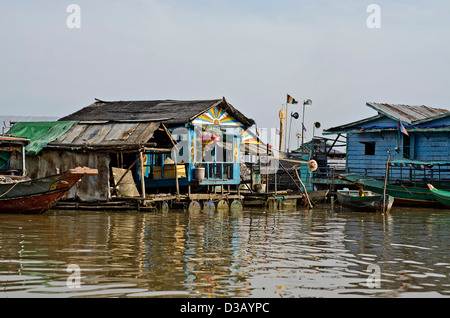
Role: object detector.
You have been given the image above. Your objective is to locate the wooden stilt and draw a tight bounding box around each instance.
[139,149,146,199]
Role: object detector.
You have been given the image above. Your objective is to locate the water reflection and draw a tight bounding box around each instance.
[0,205,449,298]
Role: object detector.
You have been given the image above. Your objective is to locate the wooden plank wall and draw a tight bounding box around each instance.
[347,131,450,182]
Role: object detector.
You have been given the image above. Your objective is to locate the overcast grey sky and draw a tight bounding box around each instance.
[1,1,449,147]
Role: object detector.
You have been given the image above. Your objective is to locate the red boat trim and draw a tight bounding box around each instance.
[0,167,98,214]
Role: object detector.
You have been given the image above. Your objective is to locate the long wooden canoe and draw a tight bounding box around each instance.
[428,184,450,208]
[339,173,447,207]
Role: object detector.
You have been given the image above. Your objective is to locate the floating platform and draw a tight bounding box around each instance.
[242,189,329,209]
[54,192,245,212]
[54,187,329,212]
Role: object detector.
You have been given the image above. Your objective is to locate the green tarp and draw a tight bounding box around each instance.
[389,159,450,169]
[0,151,9,168]
[8,121,77,156]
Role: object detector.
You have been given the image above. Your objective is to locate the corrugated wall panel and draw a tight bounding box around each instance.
[12,151,111,202]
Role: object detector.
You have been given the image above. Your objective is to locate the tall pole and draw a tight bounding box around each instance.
[288,113,293,153]
[139,149,146,199]
[278,108,286,151]
[301,102,306,150]
[284,103,288,152]
[301,99,312,152]
[383,149,391,213]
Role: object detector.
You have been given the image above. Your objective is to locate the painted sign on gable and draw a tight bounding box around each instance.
[192,105,242,127]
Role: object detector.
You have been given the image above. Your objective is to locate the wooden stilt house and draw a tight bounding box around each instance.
[324,102,450,182]
[59,97,256,195]
[8,120,174,202]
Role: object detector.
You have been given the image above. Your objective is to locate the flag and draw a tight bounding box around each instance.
[302,123,307,132]
[398,121,408,136]
[287,94,299,104]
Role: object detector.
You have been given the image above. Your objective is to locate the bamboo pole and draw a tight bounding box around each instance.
[278,161,302,192]
[161,123,180,195]
[383,150,391,213]
[139,149,146,199]
[279,109,285,151]
[173,150,180,195]
[284,103,288,152]
[294,167,313,209]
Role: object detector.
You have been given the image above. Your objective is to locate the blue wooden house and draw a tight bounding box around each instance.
[60,97,255,193]
[323,102,450,182]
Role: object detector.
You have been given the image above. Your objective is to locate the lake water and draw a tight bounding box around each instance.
[0,204,449,298]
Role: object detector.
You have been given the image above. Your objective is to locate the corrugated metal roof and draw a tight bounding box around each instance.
[48,121,165,149]
[324,102,450,135]
[367,102,450,124]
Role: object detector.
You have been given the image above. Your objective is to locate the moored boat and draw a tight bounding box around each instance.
[339,173,445,207]
[307,189,329,205]
[337,188,394,213]
[0,135,98,213]
[427,184,450,208]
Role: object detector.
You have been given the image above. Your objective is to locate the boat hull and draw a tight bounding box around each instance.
[0,167,98,214]
[340,173,446,207]
[307,190,329,204]
[428,184,450,208]
[337,189,394,213]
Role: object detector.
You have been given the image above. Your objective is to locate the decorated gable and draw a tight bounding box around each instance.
[192,105,242,127]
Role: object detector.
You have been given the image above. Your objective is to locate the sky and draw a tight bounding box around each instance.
[1,1,449,149]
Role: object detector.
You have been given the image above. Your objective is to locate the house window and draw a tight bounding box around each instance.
[361,142,375,156]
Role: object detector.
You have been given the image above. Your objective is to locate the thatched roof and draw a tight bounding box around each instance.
[59,97,255,127]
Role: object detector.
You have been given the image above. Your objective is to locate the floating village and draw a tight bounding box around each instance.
[2,95,450,213]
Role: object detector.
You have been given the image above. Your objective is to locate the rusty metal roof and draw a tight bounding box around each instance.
[366,102,450,124]
[47,121,172,151]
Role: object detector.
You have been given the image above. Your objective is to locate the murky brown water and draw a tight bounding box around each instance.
[0,205,449,298]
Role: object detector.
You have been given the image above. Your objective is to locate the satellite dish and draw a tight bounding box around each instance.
[291,112,299,119]
[314,122,321,128]
[304,99,312,106]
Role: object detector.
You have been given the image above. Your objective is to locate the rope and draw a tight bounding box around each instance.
[0,181,19,198]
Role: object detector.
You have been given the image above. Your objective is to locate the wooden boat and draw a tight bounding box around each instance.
[0,135,98,213]
[428,184,450,208]
[339,173,445,207]
[337,188,394,213]
[307,189,329,204]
